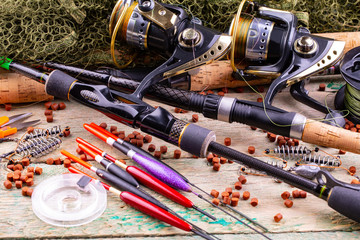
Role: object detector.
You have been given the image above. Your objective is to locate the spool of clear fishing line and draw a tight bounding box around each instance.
[335,46,360,124]
[32,174,107,227]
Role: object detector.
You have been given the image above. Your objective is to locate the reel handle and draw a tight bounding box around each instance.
[327,186,360,222]
[302,119,360,154]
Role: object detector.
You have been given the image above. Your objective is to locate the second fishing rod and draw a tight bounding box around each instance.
[46,61,360,155]
[3,61,360,223]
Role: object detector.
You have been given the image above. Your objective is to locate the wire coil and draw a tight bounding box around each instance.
[20,137,62,158]
[271,145,311,160]
[24,126,63,140]
[299,154,341,167]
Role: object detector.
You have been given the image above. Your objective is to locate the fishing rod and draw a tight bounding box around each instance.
[77,142,216,220]
[45,61,360,153]
[68,166,218,240]
[76,135,269,233]
[2,60,360,223]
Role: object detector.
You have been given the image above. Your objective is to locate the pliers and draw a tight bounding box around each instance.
[0,113,40,138]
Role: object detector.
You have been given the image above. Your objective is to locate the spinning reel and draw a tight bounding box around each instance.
[109,0,346,125]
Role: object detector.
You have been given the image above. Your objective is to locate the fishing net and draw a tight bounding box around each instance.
[0,0,359,66]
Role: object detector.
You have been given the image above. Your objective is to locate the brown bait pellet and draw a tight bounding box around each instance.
[345,124,350,130]
[160,146,168,154]
[250,198,258,207]
[22,186,29,196]
[224,137,231,146]
[80,154,87,161]
[292,190,300,198]
[242,191,250,200]
[287,140,295,147]
[248,146,255,154]
[13,174,20,182]
[27,126,34,133]
[257,86,265,93]
[278,139,287,147]
[7,172,13,182]
[35,167,43,175]
[136,139,144,148]
[222,87,229,93]
[234,181,242,190]
[238,175,247,184]
[174,107,181,113]
[26,172,34,179]
[210,190,219,198]
[63,130,71,137]
[76,148,84,155]
[206,153,214,162]
[110,126,117,132]
[20,175,28,183]
[136,134,144,141]
[207,90,214,95]
[338,149,346,154]
[281,191,291,200]
[4,180,12,189]
[15,180,23,189]
[228,160,234,164]
[232,192,240,199]
[154,151,162,159]
[192,155,199,158]
[63,159,71,168]
[26,178,34,186]
[277,136,284,143]
[250,126,257,130]
[256,98,263,103]
[26,188,34,197]
[350,127,357,132]
[213,163,221,171]
[223,196,231,205]
[118,133,125,140]
[212,157,220,165]
[27,167,34,173]
[192,114,199,122]
[51,103,59,111]
[7,164,14,171]
[5,104,12,111]
[217,91,225,96]
[128,134,135,139]
[274,213,283,222]
[174,149,181,159]
[54,157,62,165]
[99,122,107,129]
[46,115,54,123]
[225,187,232,195]
[221,191,229,199]
[230,197,239,207]
[349,166,356,175]
[293,139,300,146]
[318,83,326,91]
[148,144,156,152]
[299,191,307,198]
[269,134,277,142]
[14,164,23,171]
[144,135,152,143]
[212,198,220,206]
[46,158,54,165]
[21,158,30,166]
[14,170,21,176]
[284,199,293,208]
[124,137,130,142]
[130,139,137,145]
[132,131,140,136]
[348,121,355,128]
[220,157,227,164]
[44,101,52,109]
[111,131,120,136]
[59,102,66,110]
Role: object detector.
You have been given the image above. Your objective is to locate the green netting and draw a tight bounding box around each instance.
[0,0,359,66]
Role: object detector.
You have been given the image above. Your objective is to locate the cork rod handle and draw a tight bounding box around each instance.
[301,120,360,154]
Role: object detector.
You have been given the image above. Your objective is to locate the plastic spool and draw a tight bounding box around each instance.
[32,174,107,227]
[335,46,360,124]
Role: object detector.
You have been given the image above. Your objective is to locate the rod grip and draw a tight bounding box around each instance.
[302,120,360,154]
[327,186,360,223]
[45,70,77,100]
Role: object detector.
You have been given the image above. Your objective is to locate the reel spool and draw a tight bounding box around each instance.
[334,46,360,124]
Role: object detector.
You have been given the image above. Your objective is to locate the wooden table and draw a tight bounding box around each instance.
[0,75,359,239]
